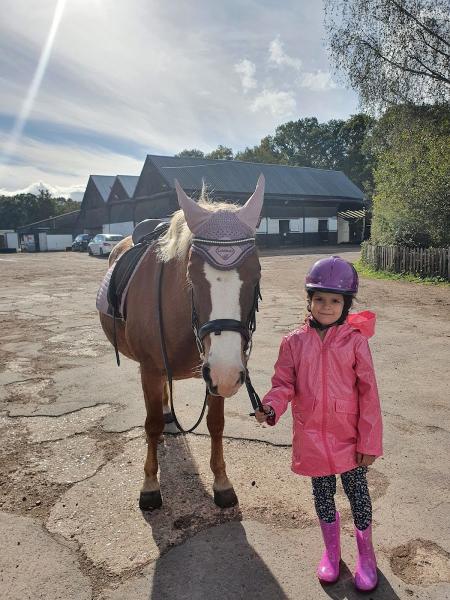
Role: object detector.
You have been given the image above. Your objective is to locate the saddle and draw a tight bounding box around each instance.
[104,221,169,320]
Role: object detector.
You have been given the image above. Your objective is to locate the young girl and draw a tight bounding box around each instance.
[256,255,382,591]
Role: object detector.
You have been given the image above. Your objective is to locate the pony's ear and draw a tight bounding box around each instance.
[237,173,265,231]
[174,179,211,233]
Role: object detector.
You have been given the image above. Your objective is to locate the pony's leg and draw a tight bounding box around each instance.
[206,394,238,508]
[139,369,164,510]
[162,381,177,433]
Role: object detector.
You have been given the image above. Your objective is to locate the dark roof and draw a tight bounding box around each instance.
[147,155,364,201]
[117,175,139,197]
[91,175,116,202]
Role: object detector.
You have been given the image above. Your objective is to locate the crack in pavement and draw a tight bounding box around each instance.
[4,402,112,419]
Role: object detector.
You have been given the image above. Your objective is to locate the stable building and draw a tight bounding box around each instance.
[16,210,80,251]
[78,155,366,245]
[103,175,139,235]
[77,175,116,235]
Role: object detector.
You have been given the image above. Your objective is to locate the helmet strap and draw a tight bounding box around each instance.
[309,316,339,331]
[308,304,351,330]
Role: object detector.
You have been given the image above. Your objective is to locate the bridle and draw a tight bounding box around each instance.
[158,235,263,433]
[190,235,260,360]
[191,279,261,364]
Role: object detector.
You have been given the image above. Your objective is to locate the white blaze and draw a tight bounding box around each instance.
[204,263,244,395]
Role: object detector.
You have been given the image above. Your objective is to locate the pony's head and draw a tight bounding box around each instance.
[175,175,264,398]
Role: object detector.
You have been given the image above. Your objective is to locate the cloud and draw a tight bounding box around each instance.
[268,37,302,70]
[251,89,296,118]
[0,181,84,201]
[234,59,257,93]
[0,133,141,195]
[0,1,359,191]
[298,70,337,91]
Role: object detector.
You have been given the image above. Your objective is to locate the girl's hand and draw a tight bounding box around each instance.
[255,404,273,423]
[356,453,376,467]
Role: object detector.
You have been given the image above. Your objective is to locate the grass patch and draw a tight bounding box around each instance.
[355,260,449,286]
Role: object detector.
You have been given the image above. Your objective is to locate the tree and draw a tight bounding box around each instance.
[271,115,376,195]
[272,118,327,168]
[324,0,450,110]
[205,145,234,160]
[370,104,450,246]
[0,189,81,229]
[235,136,285,164]
[174,149,205,158]
[53,196,81,216]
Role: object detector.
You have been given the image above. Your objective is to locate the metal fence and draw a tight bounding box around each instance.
[361,243,449,280]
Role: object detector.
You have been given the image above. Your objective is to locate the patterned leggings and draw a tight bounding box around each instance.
[311,466,372,531]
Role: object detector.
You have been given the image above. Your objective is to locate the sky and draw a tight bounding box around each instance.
[0,0,359,200]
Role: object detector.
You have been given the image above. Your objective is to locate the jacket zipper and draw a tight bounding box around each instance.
[321,333,336,474]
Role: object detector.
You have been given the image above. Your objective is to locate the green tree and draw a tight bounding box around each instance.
[270,115,376,194]
[205,145,234,160]
[370,104,450,246]
[174,149,205,158]
[0,189,81,229]
[53,196,81,215]
[235,136,284,164]
[324,0,450,111]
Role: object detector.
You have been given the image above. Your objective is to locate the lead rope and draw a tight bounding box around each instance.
[245,283,263,414]
[157,260,207,434]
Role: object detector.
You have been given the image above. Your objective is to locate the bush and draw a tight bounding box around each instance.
[369,105,450,248]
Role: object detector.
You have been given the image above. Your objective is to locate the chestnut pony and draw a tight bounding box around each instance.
[99,175,264,510]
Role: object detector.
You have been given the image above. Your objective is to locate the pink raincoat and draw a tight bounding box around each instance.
[264,311,383,477]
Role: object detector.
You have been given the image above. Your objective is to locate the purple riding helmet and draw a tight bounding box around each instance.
[305,256,358,296]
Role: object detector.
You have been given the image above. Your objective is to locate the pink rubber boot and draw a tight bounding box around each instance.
[317,511,341,583]
[354,524,378,591]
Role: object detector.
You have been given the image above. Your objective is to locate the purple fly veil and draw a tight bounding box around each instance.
[175,176,265,270]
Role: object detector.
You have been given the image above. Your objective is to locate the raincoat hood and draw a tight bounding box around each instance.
[347,310,376,339]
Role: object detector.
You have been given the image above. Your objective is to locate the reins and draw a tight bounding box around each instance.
[110,226,263,433]
[156,261,208,433]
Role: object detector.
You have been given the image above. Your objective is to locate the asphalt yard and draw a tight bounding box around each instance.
[1,249,449,599]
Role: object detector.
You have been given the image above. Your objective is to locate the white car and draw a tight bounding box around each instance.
[88,233,124,256]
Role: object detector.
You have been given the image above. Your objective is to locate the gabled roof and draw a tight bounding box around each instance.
[117,175,139,198]
[91,175,116,202]
[146,155,364,201]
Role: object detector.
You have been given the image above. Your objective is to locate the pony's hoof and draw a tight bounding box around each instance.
[139,490,162,511]
[214,488,238,508]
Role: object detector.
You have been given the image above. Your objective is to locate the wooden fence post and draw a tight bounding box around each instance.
[363,244,449,280]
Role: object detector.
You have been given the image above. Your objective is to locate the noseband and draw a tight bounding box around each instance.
[191,281,261,360]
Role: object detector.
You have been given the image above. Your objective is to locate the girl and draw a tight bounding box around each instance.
[256,255,382,591]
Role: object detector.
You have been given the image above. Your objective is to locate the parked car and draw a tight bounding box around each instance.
[72,234,92,252]
[88,233,124,256]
